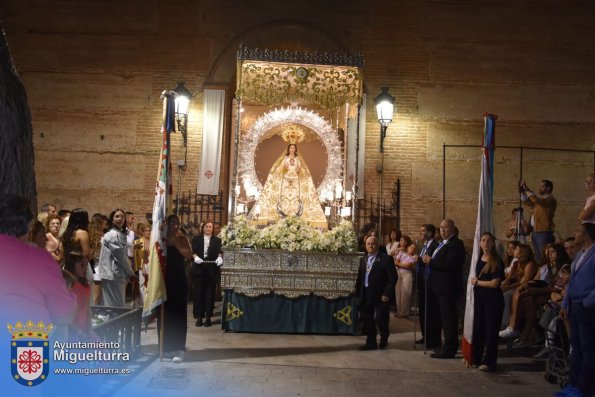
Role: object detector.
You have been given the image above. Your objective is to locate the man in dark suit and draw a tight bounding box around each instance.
[190,221,223,327]
[355,236,397,350]
[422,219,466,358]
[415,223,441,349]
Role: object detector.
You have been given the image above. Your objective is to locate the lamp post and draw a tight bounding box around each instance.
[173,81,191,147]
[173,81,192,216]
[374,87,395,242]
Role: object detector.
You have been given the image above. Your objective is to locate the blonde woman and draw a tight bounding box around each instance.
[45,214,62,263]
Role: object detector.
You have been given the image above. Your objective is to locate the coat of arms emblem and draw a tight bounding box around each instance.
[8,320,53,387]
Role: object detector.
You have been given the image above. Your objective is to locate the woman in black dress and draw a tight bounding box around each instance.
[160,214,192,363]
[469,232,505,372]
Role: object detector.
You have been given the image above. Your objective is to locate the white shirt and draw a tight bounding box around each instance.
[203,235,211,257]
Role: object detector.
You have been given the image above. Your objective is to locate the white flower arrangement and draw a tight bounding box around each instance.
[220,216,357,254]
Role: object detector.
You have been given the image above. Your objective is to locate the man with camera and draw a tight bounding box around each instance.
[519,179,557,262]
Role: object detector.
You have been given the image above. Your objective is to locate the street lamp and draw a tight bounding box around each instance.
[173,81,192,146]
[374,87,396,243]
[375,86,395,153]
[172,81,192,216]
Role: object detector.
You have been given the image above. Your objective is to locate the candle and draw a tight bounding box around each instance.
[345,191,352,202]
[335,182,343,199]
[324,206,331,216]
[236,203,245,214]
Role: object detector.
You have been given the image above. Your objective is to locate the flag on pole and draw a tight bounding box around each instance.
[142,91,176,318]
[462,113,497,366]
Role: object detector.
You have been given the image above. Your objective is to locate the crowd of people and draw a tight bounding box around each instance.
[6,198,226,365]
[355,174,595,397]
[1,172,593,395]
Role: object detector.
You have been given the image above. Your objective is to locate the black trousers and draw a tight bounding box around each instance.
[192,270,215,319]
[418,276,442,346]
[472,290,504,367]
[436,292,458,355]
[360,289,390,347]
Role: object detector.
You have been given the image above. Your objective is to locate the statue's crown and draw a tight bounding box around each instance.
[281,125,306,144]
[7,320,53,340]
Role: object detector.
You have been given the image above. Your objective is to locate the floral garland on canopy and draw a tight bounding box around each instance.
[221,216,357,254]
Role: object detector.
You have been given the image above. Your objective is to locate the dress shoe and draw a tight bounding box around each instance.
[478,364,493,372]
[172,350,185,363]
[415,338,424,344]
[357,344,377,351]
[430,351,456,359]
[204,318,212,327]
[379,338,388,350]
[195,318,203,327]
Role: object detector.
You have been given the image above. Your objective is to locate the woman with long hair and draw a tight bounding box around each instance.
[468,232,505,371]
[504,240,520,276]
[512,243,571,346]
[88,215,106,305]
[499,243,539,338]
[60,208,91,260]
[28,220,47,249]
[386,229,401,257]
[97,209,134,307]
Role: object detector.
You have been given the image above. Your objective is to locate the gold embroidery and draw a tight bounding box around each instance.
[333,305,352,326]
[226,302,244,322]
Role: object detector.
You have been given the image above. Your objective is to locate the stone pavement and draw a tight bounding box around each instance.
[111,303,560,397]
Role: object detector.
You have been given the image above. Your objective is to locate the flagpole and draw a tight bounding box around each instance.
[159,304,165,361]
[143,90,175,362]
[462,113,497,367]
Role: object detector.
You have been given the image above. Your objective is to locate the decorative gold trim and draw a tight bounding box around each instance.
[237,61,362,111]
[237,44,364,68]
[225,302,244,322]
[334,305,353,326]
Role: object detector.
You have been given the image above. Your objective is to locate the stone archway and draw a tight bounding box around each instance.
[205,20,349,85]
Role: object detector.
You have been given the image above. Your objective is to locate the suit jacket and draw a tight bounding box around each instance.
[417,239,439,280]
[563,244,595,310]
[190,234,222,278]
[428,236,466,295]
[355,251,397,306]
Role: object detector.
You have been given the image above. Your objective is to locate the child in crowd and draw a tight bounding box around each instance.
[533,264,571,358]
[63,250,98,342]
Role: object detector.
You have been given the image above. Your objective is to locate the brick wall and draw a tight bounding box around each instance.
[2,0,594,243]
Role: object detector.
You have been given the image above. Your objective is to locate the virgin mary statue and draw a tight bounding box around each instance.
[251,143,328,229]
